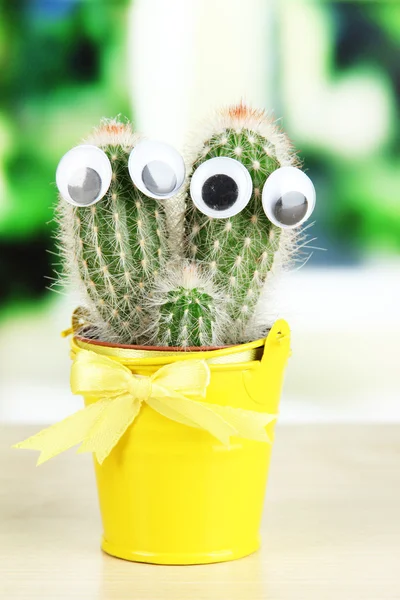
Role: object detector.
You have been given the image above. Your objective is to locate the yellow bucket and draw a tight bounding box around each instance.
[73,319,291,565]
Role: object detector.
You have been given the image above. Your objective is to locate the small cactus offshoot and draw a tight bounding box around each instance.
[55,105,316,347]
[150,263,228,348]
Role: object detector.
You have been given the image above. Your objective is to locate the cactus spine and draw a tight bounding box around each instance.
[57,120,168,344]
[184,104,298,341]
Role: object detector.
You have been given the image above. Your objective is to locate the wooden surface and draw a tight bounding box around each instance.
[1,425,399,600]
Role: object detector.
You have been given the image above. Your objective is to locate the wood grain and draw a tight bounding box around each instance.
[1,425,399,600]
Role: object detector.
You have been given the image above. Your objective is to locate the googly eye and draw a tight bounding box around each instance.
[56,145,112,207]
[190,157,253,219]
[128,140,185,200]
[262,166,316,229]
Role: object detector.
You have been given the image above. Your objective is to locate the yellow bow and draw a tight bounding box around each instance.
[15,350,276,465]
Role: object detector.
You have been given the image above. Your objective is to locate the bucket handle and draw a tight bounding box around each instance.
[243,319,291,409]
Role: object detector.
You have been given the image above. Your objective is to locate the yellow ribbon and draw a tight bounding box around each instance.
[15,350,276,465]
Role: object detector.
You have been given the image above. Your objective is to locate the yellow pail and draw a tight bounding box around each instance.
[73,319,291,565]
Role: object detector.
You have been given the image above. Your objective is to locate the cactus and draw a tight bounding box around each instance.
[56,105,315,348]
[150,262,228,348]
[56,119,168,344]
[184,104,300,342]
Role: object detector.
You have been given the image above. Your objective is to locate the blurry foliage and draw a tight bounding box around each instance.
[0,0,131,314]
[296,2,400,261]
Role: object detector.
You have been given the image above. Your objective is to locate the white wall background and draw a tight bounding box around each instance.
[128,0,277,148]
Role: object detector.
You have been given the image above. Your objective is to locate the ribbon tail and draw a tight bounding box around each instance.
[146,394,237,446]
[201,404,277,443]
[77,394,142,464]
[145,396,203,431]
[13,399,111,465]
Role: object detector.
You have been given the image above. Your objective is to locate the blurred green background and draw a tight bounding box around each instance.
[0,0,131,320]
[0,0,399,424]
[0,0,398,322]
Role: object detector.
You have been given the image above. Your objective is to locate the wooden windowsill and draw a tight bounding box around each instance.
[0,424,399,599]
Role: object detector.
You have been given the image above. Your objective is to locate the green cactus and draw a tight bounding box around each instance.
[56,119,168,344]
[184,104,300,342]
[56,105,314,349]
[151,263,228,348]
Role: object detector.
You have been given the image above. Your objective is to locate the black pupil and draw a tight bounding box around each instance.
[202,174,238,211]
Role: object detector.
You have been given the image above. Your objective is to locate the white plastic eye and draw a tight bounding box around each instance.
[128,140,185,200]
[190,157,253,219]
[56,145,112,207]
[262,166,316,229]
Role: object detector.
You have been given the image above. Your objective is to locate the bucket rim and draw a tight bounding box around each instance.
[70,332,270,367]
[74,335,234,353]
[69,319,290,369]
